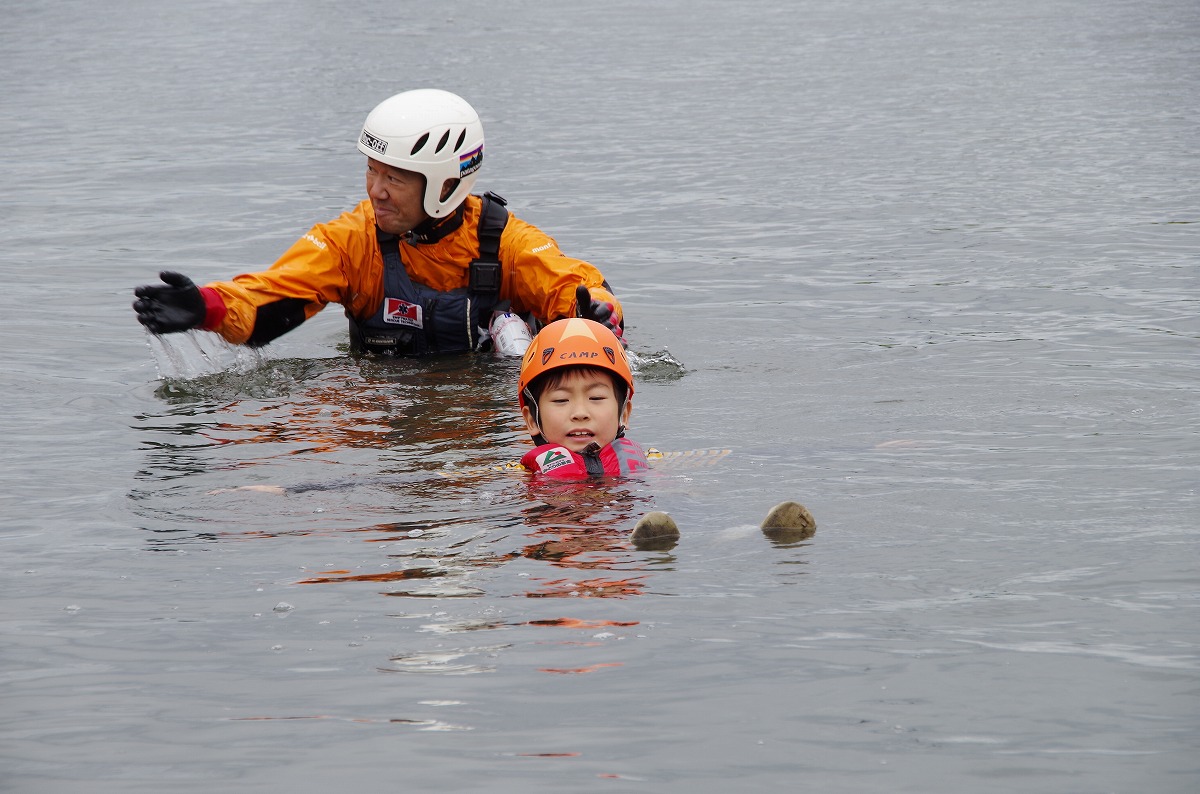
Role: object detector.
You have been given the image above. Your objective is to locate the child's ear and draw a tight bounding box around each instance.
[620,399,633,426]
[522,404,541,437]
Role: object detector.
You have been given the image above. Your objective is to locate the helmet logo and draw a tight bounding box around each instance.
[459,145,484,176]
[603,347,616,365]
[360,130,387,155]
[541,347,554,365]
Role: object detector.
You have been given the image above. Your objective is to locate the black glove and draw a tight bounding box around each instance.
[133,271,207,334]
[575,284,627,347]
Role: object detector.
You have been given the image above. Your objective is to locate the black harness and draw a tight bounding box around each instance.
[348,192,510,356]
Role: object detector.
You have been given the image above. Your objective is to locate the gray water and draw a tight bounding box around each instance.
[3,0,1198,791]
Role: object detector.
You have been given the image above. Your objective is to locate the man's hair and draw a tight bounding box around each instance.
[527,364,628,407]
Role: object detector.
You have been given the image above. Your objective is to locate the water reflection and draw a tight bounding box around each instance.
[127,343,731,689]
[131,349,678,607]
[295,476,663,601]
[130,354,523,517]
[140,354,517,458]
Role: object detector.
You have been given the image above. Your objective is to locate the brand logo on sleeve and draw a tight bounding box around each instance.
[383,298,422,328]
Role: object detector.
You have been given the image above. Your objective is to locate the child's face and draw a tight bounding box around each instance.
[523,368,631,453]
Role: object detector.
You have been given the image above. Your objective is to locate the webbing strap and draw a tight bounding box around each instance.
[469,192,508,294]
[581,442,605,477]
[477,191,507,262]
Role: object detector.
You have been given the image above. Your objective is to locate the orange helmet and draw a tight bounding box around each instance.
[518,318,634,411]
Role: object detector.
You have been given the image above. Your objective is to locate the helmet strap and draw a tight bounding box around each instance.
[523,387,548,446]
[406,202,466,244]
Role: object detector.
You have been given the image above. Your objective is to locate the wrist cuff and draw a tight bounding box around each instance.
[199,287,227,331]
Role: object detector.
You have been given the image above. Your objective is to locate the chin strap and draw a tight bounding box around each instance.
[524,386,548,445]
[405,203,466,244]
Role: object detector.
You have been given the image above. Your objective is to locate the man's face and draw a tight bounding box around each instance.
[365,158,427,235]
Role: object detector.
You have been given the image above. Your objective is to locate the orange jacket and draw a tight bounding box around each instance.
[200,195,620,346]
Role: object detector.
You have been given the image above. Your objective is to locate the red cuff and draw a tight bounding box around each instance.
[199,287,227,331]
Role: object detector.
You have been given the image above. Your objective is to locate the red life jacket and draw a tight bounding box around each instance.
[520,438,650,478]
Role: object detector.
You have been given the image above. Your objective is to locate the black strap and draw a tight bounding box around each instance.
[581,442,605,476]
[477,191,507,260]
[469,192,508,294]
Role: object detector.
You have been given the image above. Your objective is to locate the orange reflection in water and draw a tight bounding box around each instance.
[525,618,638,628]
[538,663,624,674]
[297,567,453,585]
[524,576,647,599]
[514,481,654,598]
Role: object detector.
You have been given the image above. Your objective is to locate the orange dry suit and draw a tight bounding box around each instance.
[196,193,621,355]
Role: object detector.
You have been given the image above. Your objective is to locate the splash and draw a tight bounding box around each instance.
[627,348,686,382]
[145,330,267,380]
[145,331,330,401]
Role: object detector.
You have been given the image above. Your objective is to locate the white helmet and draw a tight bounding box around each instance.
[357,89,485,218]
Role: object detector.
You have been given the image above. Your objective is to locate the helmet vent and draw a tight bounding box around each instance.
[454,129,467,152]
[410,133,430,155]
[434,129,451,153]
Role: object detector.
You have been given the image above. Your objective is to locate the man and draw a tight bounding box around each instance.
[133,89,624,355]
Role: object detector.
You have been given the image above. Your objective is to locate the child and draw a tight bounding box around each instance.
[517,317,650,478]
[516,318,815,546]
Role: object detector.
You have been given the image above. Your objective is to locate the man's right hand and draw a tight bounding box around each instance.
[574,284,627,348]
[133,271,206,334]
